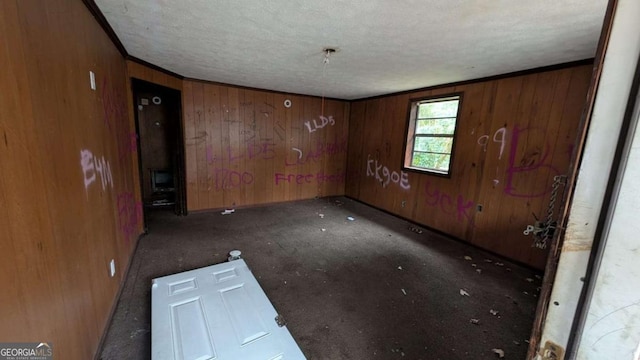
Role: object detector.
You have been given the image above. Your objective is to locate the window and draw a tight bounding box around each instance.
[403,94,461,176]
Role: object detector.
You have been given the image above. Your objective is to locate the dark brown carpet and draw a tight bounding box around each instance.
[99,196,542,360]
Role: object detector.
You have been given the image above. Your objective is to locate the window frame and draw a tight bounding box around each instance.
[402,92,463,177]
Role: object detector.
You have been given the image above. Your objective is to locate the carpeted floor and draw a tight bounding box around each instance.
[99,196,542,360]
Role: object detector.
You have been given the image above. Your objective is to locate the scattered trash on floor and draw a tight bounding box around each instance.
[130,328,149,339]
[495,262,504,267]
[460,289,470,296]
[319,213,324,218]
[221,209,235,215]
[523,291,529,295]
[506,268,512,272]
[471,263,477,267]
[464,256,473,261]
[321,228,326,232]
[397,266,403,270]
[525,277,534,282]
[390,348,405,356]
[484,259,493,263]
[489,309,499,316]
[401,288,407,296]
[535,274,542,280]
[492,348,505,358]
[408,226,423,234]
[476,269,482,274]
[347,216,355,221]
[470,319,480,325]
[513,340,521,346]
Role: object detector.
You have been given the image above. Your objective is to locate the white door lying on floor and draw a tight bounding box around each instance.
[151,259,306,360]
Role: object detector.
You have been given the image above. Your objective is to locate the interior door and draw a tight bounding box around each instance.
[151,259,306,360]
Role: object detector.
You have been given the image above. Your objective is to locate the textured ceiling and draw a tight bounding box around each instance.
[95,0,608,100]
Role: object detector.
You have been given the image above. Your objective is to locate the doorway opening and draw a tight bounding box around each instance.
[132,79,187,220]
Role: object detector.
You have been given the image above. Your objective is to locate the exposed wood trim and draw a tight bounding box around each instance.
[81,0,127,57]
[127,55,186,80]
[525,0,619,358]
[353,59,595,102]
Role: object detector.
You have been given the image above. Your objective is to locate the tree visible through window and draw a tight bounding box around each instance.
[404,94,461,175]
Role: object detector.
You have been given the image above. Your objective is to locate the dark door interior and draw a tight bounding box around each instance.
[132,79,187,217]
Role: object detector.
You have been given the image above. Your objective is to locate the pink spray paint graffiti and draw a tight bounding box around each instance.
[424,181,475,225]
[504,126,560,198]
[101,76,127,130]
[117,192,143,245]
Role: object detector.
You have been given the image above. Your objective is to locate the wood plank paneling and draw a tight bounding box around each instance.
[1,0,140,358]
[182,82,350,210]
[127,60,183,91]
[347,65,593,269]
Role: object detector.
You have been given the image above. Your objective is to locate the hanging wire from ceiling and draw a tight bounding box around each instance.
[321,48,336,118]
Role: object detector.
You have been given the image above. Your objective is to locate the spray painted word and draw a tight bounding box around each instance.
[305,115,335,133]
[504,126,559,198]
[207,142,275,164]
[424,181,475,225]
[214,168,254,191]
[81,149,113,191]
[366,154,410,190]
[285,136,348,166]
[274,171,345,185]
[477,127,507,159]
[117,192,143,245]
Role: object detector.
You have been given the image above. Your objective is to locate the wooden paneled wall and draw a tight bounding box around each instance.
[347,65,593,269]
[0,1,139,358]
[182,81,350,211]
[127,60,183,91]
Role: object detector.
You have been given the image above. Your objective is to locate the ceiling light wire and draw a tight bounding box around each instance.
[321,48,335,118]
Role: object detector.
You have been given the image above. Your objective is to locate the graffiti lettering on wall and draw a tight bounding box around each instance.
[424,181,475,225]
[274,171,345,185]
[305,115,335,133]
[476,126,561,198]
[285,136,348,166]
[117,132,138,160]
[477,127,507,159]
[117,192,143,245]
[206,142,276,164]
[366,154,410,190]
[504,126,559,198]
[81,149,113,191]
[101,76,126,130]
[274,121,286,141]
[214,168,254,190]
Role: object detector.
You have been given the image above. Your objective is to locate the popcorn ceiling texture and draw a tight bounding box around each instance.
[96,0,607,99]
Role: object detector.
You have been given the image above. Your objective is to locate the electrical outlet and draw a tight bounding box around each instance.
[109,259,116,277]
[541,340,565,360]
[89,71,96,90]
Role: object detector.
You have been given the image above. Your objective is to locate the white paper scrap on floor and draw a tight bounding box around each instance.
[151,258,306,360]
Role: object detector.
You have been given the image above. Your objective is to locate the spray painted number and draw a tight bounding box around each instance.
[477,127,507,159]
[214,168,254,190]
